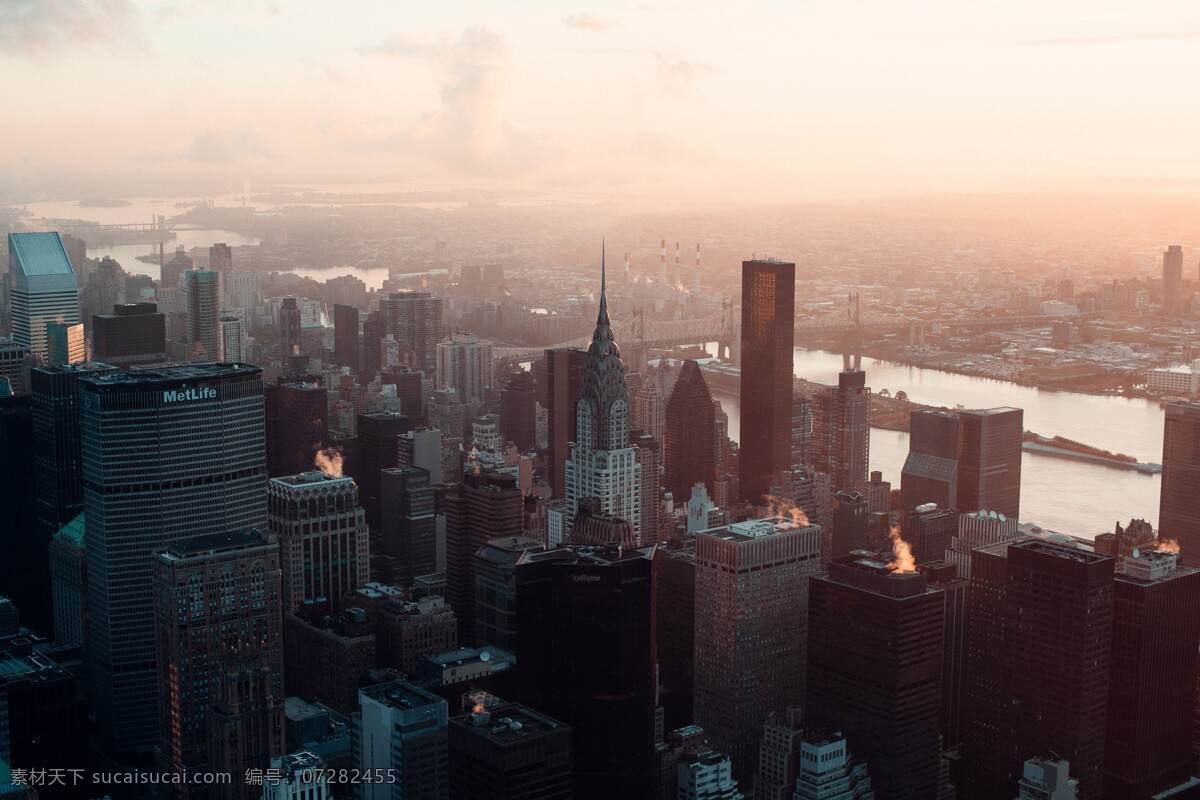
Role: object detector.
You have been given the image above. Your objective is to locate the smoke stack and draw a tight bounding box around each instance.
[675,240,681,286]
[624,252,630,282]
[660,239,667,283]
[693,243,701,292]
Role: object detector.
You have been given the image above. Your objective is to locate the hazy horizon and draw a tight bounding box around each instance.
[7,0,1200,208]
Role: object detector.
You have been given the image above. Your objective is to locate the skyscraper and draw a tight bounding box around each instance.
[738,259,795,502]
[80,364,267,752]
[46,321,84,366]
[356,680,449,800]
[351,411,410,533]
[791,393,813,468]
[268,471,369,612]
[267,380,328,477]
[753,707,805,800]
[1163,244,1184,317]
[92,302,167,367]
[1104,547,1200,797]
[694,517,822,779]
[380,290,443,374]
[807,552,945,800]
[153,530,284,796]
[435,332,494,408]
[901,408,960,511]
[515,545,657,799]
[956,407,1023,520]
[1160,401,1200,566]
[184,269,221,361]
[474,536,543,653]
[8,232,80,360]
[961,539,1113,799]
[219,313,244,362]
[445,469,523,642]
[813,369,871,493]
[499,369,537,452]
[634,432,662,544]
[380,466,439,586]
[664,360,717,503]
[540,347,585,497]
[332,304,360,371]
[448,696,573,800]
[361,311,386,375]
[279,297,302,360]
[209,242,233,273]
[564,248,641,538]
[632,379,665,442]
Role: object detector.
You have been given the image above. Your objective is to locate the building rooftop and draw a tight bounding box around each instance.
[55,513,85,547]
[158,529,271,560]
[272,470,355,489]
[8,232,74,278]
[701,515,817,543]
[81,362,261,386]
[362,680,443,712]
[451,701,568,745]
[826,550,938,598]
[1012,537,1110,565]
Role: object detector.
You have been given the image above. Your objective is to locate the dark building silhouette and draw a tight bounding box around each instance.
[474,536,543,654]
[807,552,945,800]
[961,539,1113,799]
[160,246,194,290]
[445,470,523,643]
[380,290,443,374]
[0,396,39,631]
[333,304,360,371]
[380,466,439,585]
[267,380,328,477]
[209,242,233,273]
[956,407,1023,520]
[279,297,302,359]
[515,545,656,800]
[1163,244,1184,317]
[153,530,284,798]
[921,560,968,747]
[285,604,376,716]
[1160,401,1200,567]
[830,490,869,559]
[813,370,871,493]
[738,259,795,503]
[361,311,386,376]
[540,347,585,497]
[664,360,717,502]
[92,303,167,367]
[448,696,573,800]
[1104,548,1200,798]
[905,505,960,563]
[382,367,425,423]
[0,628,84,781]
[901,408,960,512]
[654,537,696,731]
[351,411,410,533]
[499,369,537,452]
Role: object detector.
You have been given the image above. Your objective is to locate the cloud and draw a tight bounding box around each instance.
[564,14,615,32]
[1011,31,1200,46]
[183,129,269,164]
[0,0,143,55]
[366,26,553,176]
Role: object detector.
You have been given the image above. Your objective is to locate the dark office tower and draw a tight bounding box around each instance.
[356,680,449,800]
[474,536,542,653]
[515,545,656,800]
[0,627,84,777]
[905,504,960,563]
[739,259,795,503]
[830,490,869,559]
[93,302,167,367]
[791,394,813,467]
[961,539,1113,800]
[920,560,968,747]
[268,380,328,477]
[1163,244,1184,317]
[445,470,523,643]
[383,367,427,422]
[0,396,38,631]
[351,411,410,533]
[209,242,233,273]
[269,472,370,612]
[541,347,586,497]
[499,369,537,452]
[901,408,961,512]
[380,466,439,585]
[380,290,444,374]
[695,518,822,779]
[1104,548,1200,798]
[813,369,871,493]
[333,304,360,370]
[279,297,302,359]
[80,364,267,753]
[153,530,284,797]
[654,538,696,731]
[361,311,386,376]
[30,364,116,631]
[1160,401,1200,566]
[50,514,87,647]
[807,553,945,800]
[956,407,1023,520]
[449,696,573,800]
[664,360,717,502]
[635,432,662,545]
[184,269,221,361]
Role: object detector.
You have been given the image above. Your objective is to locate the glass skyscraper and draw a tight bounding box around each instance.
[80,364,267,752]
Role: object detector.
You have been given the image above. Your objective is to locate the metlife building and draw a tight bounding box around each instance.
[79,363,268,753]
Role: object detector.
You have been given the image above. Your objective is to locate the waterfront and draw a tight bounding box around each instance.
[711,349,1164,538]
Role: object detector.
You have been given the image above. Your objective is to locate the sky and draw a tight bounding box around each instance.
[5,0,1200,206]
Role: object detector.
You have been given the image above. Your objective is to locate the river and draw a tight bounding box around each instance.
[709,349,1163,539]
